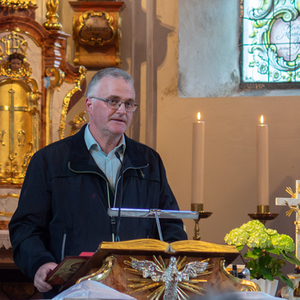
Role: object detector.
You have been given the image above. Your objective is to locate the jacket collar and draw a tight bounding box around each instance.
[68,124,148,172]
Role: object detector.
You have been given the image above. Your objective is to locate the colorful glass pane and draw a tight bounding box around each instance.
[242,0,300,84]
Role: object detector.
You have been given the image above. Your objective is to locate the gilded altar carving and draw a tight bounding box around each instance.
[76,11,115,46]
[59,65,87,139]
[0,31,28,58]
[0,0,86,188]
[68,111,87,137]
[70,1,124,69]
[0,0,37,10]
[43,0,62,30]
[0,78,40,184]
[125,256,211,300]
[0,32,40,185]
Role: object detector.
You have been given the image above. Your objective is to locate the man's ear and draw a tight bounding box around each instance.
[85,97,93,114]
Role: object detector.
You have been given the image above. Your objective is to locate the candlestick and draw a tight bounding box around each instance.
[191,112,205,204]
[191,203,212,240]
[257,115,269,206]
[248,206,278,225]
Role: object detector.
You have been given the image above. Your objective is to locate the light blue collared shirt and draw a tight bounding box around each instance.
[84,124,125,191]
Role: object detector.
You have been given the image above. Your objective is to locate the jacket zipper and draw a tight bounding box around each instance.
[112,164,148,207]
[68,162,148,241]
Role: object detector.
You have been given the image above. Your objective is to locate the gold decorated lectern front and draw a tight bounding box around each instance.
[62,239,259,300]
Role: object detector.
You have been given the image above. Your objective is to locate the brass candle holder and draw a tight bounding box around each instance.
[248,205,278,225]
[191,203,212,240]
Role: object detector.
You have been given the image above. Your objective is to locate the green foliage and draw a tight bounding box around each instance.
[224,220,300,288]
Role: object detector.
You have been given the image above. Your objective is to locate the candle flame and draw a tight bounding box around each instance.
[260,115,264,124]
[197,112,201,121]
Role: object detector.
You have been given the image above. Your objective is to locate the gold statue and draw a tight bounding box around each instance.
[68,111,87,136]
[285,201,300,234]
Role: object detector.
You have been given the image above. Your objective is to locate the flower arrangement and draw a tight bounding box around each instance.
[224,220,300,288]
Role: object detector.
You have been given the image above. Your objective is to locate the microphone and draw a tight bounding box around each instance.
[115,151,123,242]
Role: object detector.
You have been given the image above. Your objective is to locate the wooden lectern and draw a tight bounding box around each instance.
[60,239,259,300]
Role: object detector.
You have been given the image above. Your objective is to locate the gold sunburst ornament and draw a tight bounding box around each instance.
[124,256,212,300]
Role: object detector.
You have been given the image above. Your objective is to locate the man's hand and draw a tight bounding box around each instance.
[34,262,58,293]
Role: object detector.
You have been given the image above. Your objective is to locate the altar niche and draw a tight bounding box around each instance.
[0,77,40,185]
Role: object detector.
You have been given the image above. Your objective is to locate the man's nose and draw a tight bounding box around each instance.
[117,102,127,113]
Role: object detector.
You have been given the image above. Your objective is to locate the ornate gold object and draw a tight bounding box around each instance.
[76,256,115,284]
[0,31,28,58]
[70,1,124,69]
[285,184,300,198]
[124,256,212,300]
[68,111,87,136]
[44,67,64,145]
[0,60,31,78]
[76,11,115,46]
[0,78,40,184]
[0,0,86,191]
[0,32,40,185]
[285,201,300,235]
[43,0,62,30]
[191,203,212,240]
[220,260,260,292]
[0,0,37,10]
[59,65,87,140]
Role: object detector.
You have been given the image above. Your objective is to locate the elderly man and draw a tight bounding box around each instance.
[9,67,187,297]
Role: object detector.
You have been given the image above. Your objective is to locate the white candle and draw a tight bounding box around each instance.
[257,115,269,206]
[191,112,205,204]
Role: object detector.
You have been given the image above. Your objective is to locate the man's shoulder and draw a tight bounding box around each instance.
[125,136,160,158]
[39,135,74,154]
[31,131,84,164]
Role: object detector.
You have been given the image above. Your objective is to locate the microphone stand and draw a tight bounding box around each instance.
[114,151,123,242]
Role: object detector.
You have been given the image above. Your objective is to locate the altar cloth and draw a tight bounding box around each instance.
[52,280,137,300]
[200,291,280,300]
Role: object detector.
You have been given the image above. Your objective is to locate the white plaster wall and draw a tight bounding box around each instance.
[178,0,240,98]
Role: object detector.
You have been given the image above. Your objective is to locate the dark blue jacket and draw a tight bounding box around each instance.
[9,125,187,281]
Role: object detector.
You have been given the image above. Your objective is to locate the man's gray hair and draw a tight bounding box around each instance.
[86,67,134,98]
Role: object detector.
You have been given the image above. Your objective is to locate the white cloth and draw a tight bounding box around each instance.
[0,230,11,249]
[220,292,280,299]
[52,280,137,300]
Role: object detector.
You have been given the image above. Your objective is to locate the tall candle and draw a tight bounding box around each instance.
[257,115,269,206]
[191,112,205,204]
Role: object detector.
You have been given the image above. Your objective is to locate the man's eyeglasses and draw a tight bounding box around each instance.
[90,97,138,112]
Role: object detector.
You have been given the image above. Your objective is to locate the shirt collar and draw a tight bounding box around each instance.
[84,123,126,155]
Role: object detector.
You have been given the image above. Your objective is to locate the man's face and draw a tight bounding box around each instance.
[86,76,136,140]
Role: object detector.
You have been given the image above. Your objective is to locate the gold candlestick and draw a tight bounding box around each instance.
[248,205,278,225]
[191,203,212,240]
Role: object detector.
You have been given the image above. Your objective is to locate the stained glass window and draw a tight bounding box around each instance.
[241,0,300,89]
